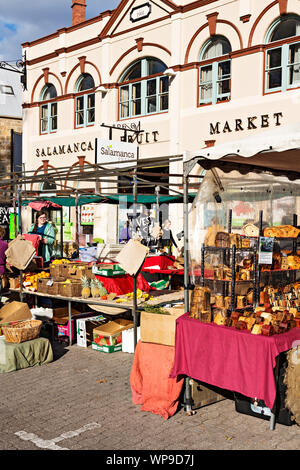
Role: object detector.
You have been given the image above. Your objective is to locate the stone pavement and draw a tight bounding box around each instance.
[0,339,299,452]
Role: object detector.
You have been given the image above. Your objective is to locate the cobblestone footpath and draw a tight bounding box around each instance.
[0,340,299,452]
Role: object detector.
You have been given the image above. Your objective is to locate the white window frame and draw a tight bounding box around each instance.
[75,92,95,128]
[265,41,300,93]
[119,58,169,120]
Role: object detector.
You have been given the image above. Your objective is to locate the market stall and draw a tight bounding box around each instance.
[176,125,300,429]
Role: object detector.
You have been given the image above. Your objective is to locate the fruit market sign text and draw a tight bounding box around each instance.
[210,112,283,135]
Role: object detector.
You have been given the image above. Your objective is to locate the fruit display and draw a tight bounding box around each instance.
[51,259,71,265]
[23,271,51,292]
[81,275,91,299]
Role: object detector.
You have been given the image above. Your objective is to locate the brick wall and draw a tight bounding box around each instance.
[0,117,22,201]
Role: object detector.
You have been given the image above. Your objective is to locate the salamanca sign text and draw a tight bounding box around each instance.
[35,140,94,158]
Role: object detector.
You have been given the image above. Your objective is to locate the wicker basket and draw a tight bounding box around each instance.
[2,319,42,343]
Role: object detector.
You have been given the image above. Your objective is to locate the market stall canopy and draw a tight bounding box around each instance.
[184,124,300,179]
[21,193,192,206]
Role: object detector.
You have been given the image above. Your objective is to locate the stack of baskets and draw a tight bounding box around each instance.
[2,320,42,343]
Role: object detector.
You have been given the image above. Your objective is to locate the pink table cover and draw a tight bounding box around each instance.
[170,313,300,410]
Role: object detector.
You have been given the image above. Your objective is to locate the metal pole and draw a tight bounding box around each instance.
[133,148,139,350]
[75,193,79,248]
[183,174,189,313]
[183,169,193,414]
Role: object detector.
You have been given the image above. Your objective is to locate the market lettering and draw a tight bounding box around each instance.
[35,141,94,158]
[210,113,283,135]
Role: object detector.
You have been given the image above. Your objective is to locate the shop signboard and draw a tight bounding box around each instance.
[258,236,274,265]
[80,204,95,226]
[95,138,138,169]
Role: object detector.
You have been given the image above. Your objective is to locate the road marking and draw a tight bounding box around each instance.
[15,422,101,450]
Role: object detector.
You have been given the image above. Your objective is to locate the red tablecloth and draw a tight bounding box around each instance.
[95,273,150,296]
[170,313,300,410]
[142,255,175,270]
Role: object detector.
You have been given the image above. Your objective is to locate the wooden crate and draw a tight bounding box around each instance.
[58,281,82,298]
[190,379,229,410]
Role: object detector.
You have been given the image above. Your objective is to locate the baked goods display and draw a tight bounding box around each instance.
[263,225,300,238]
[191,218,300,335]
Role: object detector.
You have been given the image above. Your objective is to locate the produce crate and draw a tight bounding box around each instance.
[92,263,126,277]
[92,319,133,353]
[9,277,20,289]
[36,278,50,294]
[67,263,94,279]
[58,280,82,297]
[49,263,69,279]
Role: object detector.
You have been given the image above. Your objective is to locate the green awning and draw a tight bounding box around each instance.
[21,193,195,207]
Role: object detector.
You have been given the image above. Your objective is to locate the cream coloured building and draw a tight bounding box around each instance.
[21,0,300,245]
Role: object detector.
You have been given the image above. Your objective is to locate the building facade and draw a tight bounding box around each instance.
[21,0,300,244]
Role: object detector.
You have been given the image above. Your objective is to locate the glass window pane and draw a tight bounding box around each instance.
[41,105,48,119]
[87,93,95,108]
[76,110,84,126]
[120,103,129,118]
[132,99,141,116]
[203,37,231,60]
[271,18,300,42]
[200,84,212,101]
[78,74,94,91]
[267,69,282,89]
[267,48,282,68]
[132,83,141,99]
[147,59,166,75]
[218,61,231,78]
[160,76,169,93]
[124,62,142,81]
[51,103,57,116]
[218,79,230,95]
[160,94,168,111]
[76,96,84,111]
[120,86,129,102]
[51,116,57,130]
[43,84,57,100]
[87,109,95,124]
[289,64,300,85]
[41,119,48,133]
[147,96,156,113]
[147,79,156,96]
[200,65,212,83]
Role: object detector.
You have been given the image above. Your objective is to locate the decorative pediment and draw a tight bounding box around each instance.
[99,0,178,39]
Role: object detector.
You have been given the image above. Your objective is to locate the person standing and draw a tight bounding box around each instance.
[28,211,55,266]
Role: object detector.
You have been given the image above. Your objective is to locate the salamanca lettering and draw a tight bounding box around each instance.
[35,141,94,158]
[100,147,135,159]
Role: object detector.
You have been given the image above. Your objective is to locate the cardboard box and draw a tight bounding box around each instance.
[52,306,82,324]
[140,307,185,346]
[76,315,107,348]
[116,240,149,276]
[0,301,31,323]
[92,318,133,353]
[0,301,32,335]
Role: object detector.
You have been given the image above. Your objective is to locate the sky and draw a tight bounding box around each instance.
[0,0,120,63]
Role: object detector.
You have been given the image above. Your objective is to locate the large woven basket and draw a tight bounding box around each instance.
[2,319,42,344]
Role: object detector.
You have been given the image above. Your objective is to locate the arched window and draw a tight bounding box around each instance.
[40,84,57,134]
[119,58,169,119]
[199,36,231,106]
[75,74,95,128]
[265,15,300,93]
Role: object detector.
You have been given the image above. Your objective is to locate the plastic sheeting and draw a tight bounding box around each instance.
[188,168,300,281]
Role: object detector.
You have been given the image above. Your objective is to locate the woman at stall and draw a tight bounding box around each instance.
[28,211,56,266]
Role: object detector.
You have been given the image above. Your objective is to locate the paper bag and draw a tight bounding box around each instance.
[5,235,36,270]
[116,240,149,276]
